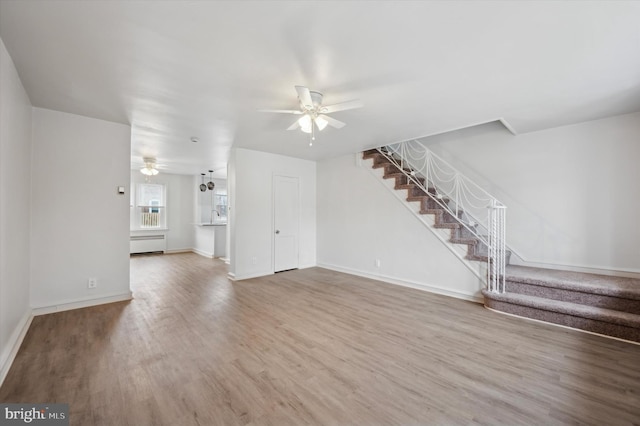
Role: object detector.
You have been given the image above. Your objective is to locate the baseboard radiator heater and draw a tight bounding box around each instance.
[130,234,166,254]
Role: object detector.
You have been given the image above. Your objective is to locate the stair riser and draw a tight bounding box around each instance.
[370,155,391,167]
[473,245,512,264]
[485,298,640,343]
[506,281,640,315]
[392,174,424,188]
[408,186,428,197]
[424,198,448,210]
[442,211,462,223]
[451,226,477,239]
[473,241,488,254]
[362,150,380,159]
[382,164,401,174]
[391,175,408,187]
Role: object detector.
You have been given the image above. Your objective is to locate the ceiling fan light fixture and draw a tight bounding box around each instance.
[262,86,362,144]
[298,114,313,133]
[140,158,159,176]
[140,167,159,176]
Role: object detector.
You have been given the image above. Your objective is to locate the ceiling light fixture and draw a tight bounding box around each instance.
[207,170,215,190]
[298,114,313,134]
[198,170,216,192]
[259,86,363,148]
[298,113,321,146]
[140,158,159,176]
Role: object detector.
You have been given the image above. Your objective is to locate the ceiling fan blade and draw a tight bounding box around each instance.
[258,109,302,114]
[295,86,313,109]
[319,114,346,129]
[286,118,300,131]
[321,99,363,114]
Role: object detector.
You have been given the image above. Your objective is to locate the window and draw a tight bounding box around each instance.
[214,192,228,222]
[135,183,166,228]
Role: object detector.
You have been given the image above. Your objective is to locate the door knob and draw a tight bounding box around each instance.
[275,230,280,234]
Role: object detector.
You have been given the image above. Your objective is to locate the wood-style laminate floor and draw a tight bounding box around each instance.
[1,253,639,425]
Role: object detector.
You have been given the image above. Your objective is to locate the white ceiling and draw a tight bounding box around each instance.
[1,1,639,176]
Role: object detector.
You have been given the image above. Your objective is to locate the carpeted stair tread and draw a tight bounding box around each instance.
[467,254,489,262]
[449,237,478,245]
[505,265,640,301]
[433,223,460,229]
[482,290,640,329]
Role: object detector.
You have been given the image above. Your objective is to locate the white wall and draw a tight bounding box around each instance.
[317,154,483,300]
[228,148,316,280]
[421,114,640,274]
[31,108,131,309]
[0,38,33,380]
[130,171,195,252]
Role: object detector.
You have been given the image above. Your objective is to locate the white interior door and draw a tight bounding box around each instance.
[273,175,299,272]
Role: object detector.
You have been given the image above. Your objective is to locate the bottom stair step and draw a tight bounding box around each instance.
[482,290,640,343]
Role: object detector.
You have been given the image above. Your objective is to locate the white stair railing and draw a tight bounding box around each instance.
[377,140,506,293]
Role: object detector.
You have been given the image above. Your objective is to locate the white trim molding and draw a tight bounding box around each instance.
[164,248,193,255]
[508,253,640,279]
[192,248,215,259]
[32,291,133,316]
[0,311,33,387]
[317,262,483,304]
[229,271,274,281]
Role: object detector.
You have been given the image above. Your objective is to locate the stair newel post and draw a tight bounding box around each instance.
[488,200,497,293]
[498,203,507,293]
[487,200,507,293]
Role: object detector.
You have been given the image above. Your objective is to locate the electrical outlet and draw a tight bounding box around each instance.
[375,259,381,268]
[87,278,97,289]
[251,256,257,265]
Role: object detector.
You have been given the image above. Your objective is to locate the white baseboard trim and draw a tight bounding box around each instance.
[192,248,214,259]
[165,248,193,254]
[317,262,483,304]
[508,256,640,279]
[0,310,33,388]
[230,271,274,281]
[32,291,133,316]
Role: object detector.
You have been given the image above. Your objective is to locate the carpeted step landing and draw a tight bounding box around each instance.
[483,265,640,343]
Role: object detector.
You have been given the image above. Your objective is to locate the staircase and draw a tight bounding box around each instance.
[485,266,640,342]
[363,146,640,343]
[362,148,503,272]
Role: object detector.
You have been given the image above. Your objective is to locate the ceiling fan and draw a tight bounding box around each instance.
[261,86,363,145]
